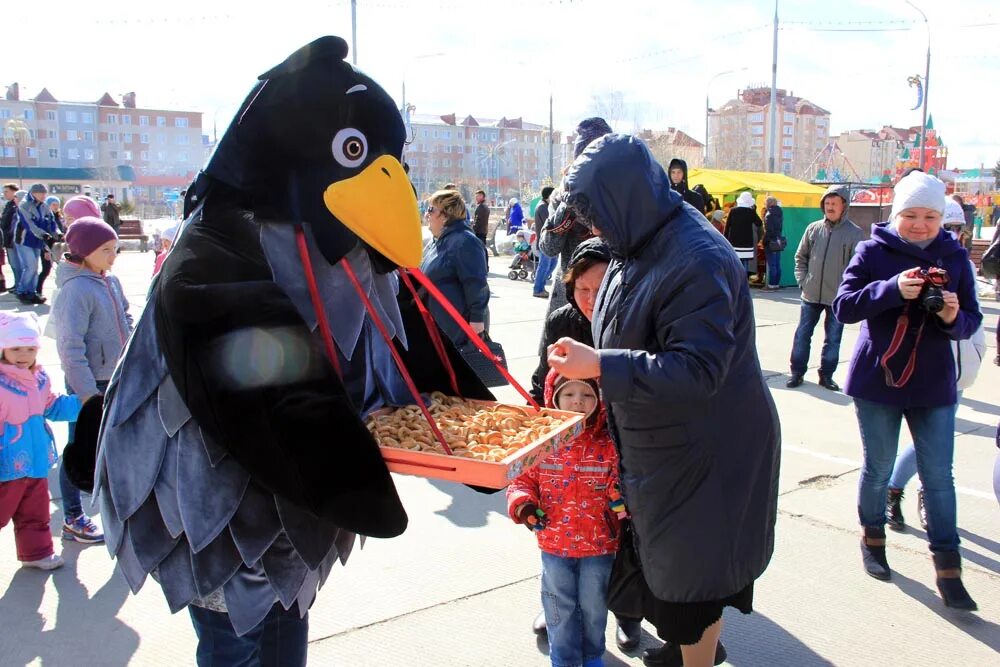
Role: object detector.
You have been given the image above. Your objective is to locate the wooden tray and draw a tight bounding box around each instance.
[370,401,585,489]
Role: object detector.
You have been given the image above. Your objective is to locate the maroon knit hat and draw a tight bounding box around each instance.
[66,216,118,258]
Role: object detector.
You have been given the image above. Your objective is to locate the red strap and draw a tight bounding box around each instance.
[408,268,542,410]
[339,259,453,455]
[880,303,926,388]
[294,226,342,380]
[399,270,461,397]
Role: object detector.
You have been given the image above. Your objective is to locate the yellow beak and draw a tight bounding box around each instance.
[323,155,422,268]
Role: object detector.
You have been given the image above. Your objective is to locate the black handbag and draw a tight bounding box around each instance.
[459,332,508,387]
[607,521,647,620]
[767,236,787,253]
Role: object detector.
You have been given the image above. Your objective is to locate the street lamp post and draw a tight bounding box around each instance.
[906,0,930,170]
[705,67,749,168]
[3,119,31,189]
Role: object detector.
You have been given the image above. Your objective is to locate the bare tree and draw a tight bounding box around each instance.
[588,89,645,133]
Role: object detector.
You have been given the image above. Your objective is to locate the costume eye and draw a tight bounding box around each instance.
[332,128,368,168]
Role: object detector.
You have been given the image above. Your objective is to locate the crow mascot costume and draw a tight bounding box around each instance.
[94,36,490,663]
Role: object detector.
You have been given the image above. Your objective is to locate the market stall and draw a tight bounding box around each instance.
[687,168,827,287]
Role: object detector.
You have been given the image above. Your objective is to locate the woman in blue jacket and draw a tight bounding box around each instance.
[420,189,489,347]
[833,171,981,610]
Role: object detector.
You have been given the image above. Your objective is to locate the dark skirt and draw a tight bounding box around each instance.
[609,522,754,646]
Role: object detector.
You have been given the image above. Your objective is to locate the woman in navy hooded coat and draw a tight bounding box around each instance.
[547,134,780,666]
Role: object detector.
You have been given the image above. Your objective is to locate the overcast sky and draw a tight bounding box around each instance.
[6,0,998,168]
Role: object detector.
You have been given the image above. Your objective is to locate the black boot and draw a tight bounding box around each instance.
[817,375,840,391]
[886,488,905,531]
[861,526,891,580]
[785,374,804,388]
[531,610,546,636]
[642,641,727,667]
[615,618,641,651]
[933,552,977,610]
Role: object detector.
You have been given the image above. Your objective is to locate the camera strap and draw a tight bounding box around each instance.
[881,303,927,388]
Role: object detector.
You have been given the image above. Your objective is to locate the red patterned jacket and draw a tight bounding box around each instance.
[506,373,621,558]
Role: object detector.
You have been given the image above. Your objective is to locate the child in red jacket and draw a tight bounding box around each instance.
[507,371,626,667]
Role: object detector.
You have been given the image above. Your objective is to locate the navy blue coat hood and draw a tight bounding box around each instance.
[563,134,681,258]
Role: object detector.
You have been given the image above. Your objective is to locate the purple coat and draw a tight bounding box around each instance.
[833,223,982,408]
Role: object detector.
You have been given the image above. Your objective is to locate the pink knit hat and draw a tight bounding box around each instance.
[63,196,101,221]
[0,312,41,349]
[66,216,118,258]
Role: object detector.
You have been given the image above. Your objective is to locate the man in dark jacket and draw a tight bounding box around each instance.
[788,184,865,390]
[668,158,705,214]
[548,135,779,666]
[1,183,19,291]
[101,194,122,233]
[763,196,784,289]
[472,189,490,246]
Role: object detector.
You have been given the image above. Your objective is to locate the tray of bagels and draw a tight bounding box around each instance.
[365,392,585,488]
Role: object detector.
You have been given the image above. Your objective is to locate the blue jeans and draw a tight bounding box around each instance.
[855,397,959,553]
[766,251,782,286]
[890,392,963,490]
[61,379,109,519]
[189,603,308,667]
[541,551,614,667]
[14,244,40,296]
[534,253,557,294]
[6,244,22,286]
[789,300,844,378]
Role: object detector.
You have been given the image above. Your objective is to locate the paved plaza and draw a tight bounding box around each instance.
[0,250,998,666]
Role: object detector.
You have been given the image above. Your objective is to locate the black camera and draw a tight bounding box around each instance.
[915,267,948,313]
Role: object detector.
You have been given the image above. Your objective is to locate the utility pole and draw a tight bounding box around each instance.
[767,0,779,173]
[906,1,930,170]
[351,0,358,65]
[548,93,554,181]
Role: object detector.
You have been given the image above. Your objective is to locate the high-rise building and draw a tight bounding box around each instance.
[707,86,831,177]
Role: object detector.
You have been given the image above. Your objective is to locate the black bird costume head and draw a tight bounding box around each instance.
[199,35,422,269]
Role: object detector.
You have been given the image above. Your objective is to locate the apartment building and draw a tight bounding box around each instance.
[403,112,565,200]
[834,120,948,183]
[707,86,831,177]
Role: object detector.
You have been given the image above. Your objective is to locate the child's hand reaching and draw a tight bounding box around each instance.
[516,502,549,531]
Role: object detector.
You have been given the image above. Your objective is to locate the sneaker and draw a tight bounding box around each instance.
[22,553,65,570]
[532,290,549,299]
[63,513,104,544]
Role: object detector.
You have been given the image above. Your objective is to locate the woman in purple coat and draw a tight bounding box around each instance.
[833,171,981,610]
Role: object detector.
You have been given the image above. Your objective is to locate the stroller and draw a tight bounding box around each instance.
[508,229,537,281]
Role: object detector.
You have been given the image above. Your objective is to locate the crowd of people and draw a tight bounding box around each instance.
[0,112,997,667]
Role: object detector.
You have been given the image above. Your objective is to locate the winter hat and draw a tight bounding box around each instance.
[737,191,755,208]
[63,196,101,221]
[890,170,946,222]
[508,197,519,206]
[0,311,41,349]
[45,195,60,206]
[14,190,27,202]
[29,183,48,194]
[66,216,118,259]
[161,223,180,242]
[942,200,965,227]
[573,117,613,158]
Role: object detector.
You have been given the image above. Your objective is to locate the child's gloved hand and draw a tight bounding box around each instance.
[609,483,629,520]
[516,502,549,531]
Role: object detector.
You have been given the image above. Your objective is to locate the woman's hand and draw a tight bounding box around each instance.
[469,321,485,334]
[547,337,600,379]
[936,291,959,325]
[896,268,924,300]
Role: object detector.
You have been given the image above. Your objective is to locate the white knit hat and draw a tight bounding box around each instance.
[737,191,755,208]
[0,312,41,349]
[942,200,965,226]
[890,171,946,222]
